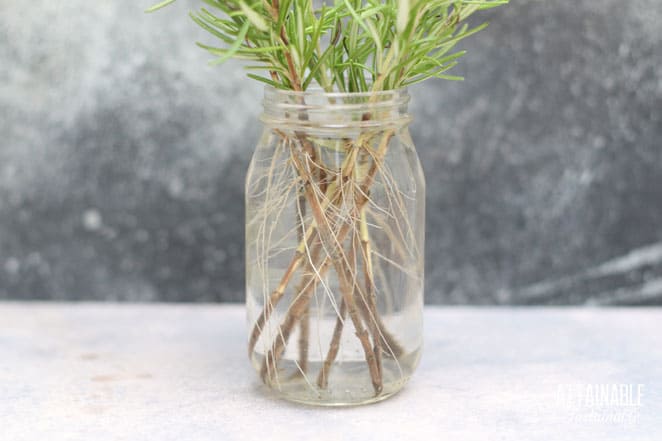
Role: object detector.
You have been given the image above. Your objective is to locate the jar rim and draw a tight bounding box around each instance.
[263,85,409,100]
[261,86,411,130]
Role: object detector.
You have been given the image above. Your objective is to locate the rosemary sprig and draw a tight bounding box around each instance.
[148,0,508,92]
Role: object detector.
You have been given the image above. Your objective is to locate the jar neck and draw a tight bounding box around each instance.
[261,87,411,131]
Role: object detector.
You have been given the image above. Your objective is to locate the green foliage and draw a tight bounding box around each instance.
[147,0,508,92]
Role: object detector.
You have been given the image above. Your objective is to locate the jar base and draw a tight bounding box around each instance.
[268,380,408,407]
[253,348,421,406]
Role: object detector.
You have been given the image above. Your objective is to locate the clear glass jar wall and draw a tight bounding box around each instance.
[245,87,425,406]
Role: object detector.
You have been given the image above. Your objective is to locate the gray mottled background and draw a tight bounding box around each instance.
[1,0,661,305]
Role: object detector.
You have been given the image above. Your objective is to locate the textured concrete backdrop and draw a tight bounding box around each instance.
[1,0,661,304]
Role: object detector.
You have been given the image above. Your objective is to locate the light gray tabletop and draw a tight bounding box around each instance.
[1,303,660,441]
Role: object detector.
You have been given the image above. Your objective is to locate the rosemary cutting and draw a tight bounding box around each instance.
[148,0,508,402]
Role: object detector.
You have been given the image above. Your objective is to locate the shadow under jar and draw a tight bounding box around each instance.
[245,87,425,406]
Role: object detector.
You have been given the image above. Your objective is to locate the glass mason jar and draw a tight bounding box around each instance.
[245,87,425,406]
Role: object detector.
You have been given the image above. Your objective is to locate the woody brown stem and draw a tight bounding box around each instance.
[286,145,383,394]
[247,123,375,357]
[334,232,383,394]
[248,250,303,356]
[248,138,349,356]
[271,0,302,91]
[355,227,382,376]
[295,225,323,374]
[316,298,347,389]
[295,130,323,374]
[256,129,403,394]
[260,241,330,383]
[297,307,310,373]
